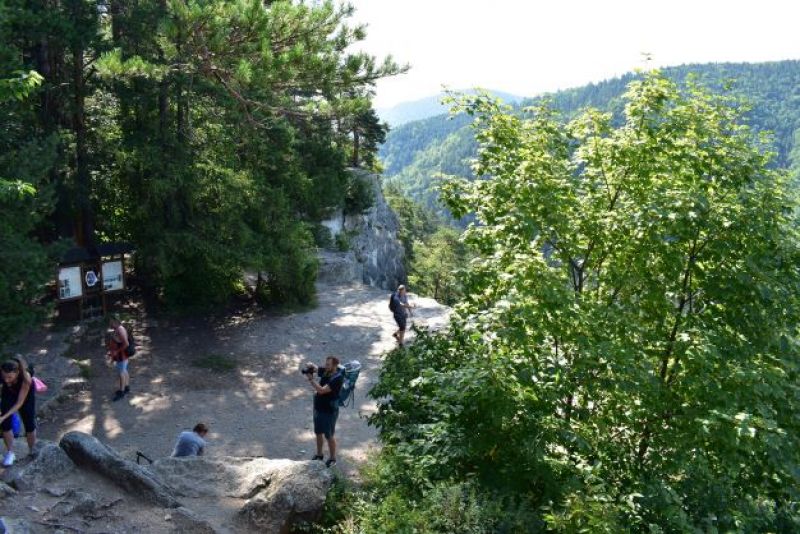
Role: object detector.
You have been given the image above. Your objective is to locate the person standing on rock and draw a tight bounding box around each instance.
[107,316,131,402]
[305,357,344,468]
[0,357,36,466]
[172,423,209,457]
[390,284,415,347]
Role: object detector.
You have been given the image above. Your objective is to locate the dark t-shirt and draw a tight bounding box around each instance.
[313,369,344,413]
[392,292,408,319]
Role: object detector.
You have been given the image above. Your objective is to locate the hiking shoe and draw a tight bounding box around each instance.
[325,458,336,468]
[312,454,324,461]
[2,451,15,467]
[124,386,130,394]
[112,390,124,402]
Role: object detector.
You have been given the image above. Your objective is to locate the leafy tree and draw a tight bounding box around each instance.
[369,72,800,531]
[94,0,400,307]
[0,70,43,197]
[0,68,57,345]
[408,226,467,305]
[350,107,388,169]
[384,184,440,263]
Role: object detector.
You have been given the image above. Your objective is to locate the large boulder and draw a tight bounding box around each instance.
[168,506,217,534]
[4,440,75,492]
[151,456,333,533]
[0,482,16,499]
[238,461,333,534]
[0,517,32,533]
[59,431,180,508]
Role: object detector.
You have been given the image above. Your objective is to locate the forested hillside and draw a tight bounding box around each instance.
[377,89,522,126]
[382,60,800,211]
[0,0,400,344]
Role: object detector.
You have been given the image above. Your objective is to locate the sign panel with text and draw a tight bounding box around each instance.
[102,260,124,292]
[58,266,83,300]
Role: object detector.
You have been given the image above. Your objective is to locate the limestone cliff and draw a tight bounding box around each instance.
[318,168,406,289]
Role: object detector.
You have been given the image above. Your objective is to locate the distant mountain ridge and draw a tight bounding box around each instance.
[377,89,523,126]
[380,60,800,213]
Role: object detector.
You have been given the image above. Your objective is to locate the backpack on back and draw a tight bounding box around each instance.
[388,292,398,313]
[125,329,136,357]
[337,360,362,408]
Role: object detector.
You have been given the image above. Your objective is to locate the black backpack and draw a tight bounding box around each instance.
[125,330,136,357]
[388,292,398,313]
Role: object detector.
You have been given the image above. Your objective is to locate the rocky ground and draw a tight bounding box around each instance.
[0,282,449,532]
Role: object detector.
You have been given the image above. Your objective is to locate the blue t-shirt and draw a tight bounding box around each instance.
[172,431,206,457]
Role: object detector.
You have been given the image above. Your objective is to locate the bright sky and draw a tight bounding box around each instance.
[347,0,800,109]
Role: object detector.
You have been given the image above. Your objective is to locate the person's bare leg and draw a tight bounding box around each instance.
[2,430,12,453]
[398,329,406,345]
[315,433,324,456]
[25,429,36,455]
[327,435,337,461]
[122,370,130,390]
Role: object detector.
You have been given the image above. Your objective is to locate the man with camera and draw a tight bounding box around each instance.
[302,357,344,468]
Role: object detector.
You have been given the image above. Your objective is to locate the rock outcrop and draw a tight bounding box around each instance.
[59,431,180,508]
[319,168,406,289]
[2,440,75,492]
[152,456,334,533]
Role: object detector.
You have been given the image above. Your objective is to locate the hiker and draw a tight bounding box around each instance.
[305,357,344,468]
[390,284,415,347]
[107,316,131,401]
[0,357,36,466]
[172,423,209,457]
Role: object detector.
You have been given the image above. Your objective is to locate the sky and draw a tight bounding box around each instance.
[346,0,800,109]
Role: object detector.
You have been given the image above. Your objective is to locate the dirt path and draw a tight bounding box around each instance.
[39,283,449,477]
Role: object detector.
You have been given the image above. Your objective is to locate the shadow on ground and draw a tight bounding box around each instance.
[39,283,450,478]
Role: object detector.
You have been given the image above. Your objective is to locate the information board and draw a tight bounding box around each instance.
[58,266,83,300]
[102,260,124,292]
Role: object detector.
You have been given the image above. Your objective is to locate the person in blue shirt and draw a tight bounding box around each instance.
[172,423,209,457]
[391,285,415,347]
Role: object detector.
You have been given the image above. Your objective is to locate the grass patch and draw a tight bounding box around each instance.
[192,354,237,372]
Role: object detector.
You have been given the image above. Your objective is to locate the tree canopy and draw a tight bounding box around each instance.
[366,72,800,531]
[0,0,402,344]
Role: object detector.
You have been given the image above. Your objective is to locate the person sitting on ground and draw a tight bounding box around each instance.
[172,423,209,457]
[0,357,36,467]
[391,284,415,347]
[106,316,131,402]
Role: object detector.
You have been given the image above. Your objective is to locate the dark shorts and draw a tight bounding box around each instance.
[1,392,36,434]
[394,313,407,331]
[313,409,339,439]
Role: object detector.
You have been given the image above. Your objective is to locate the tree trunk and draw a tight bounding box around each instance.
[72,44,94,249]
[351,129,360,167]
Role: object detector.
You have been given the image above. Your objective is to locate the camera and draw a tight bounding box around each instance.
[300,363,317,375]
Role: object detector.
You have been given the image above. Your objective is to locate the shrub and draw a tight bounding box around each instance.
[344,172,374,215]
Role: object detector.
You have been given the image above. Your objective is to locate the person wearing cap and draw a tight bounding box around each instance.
[391,285,414,347]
